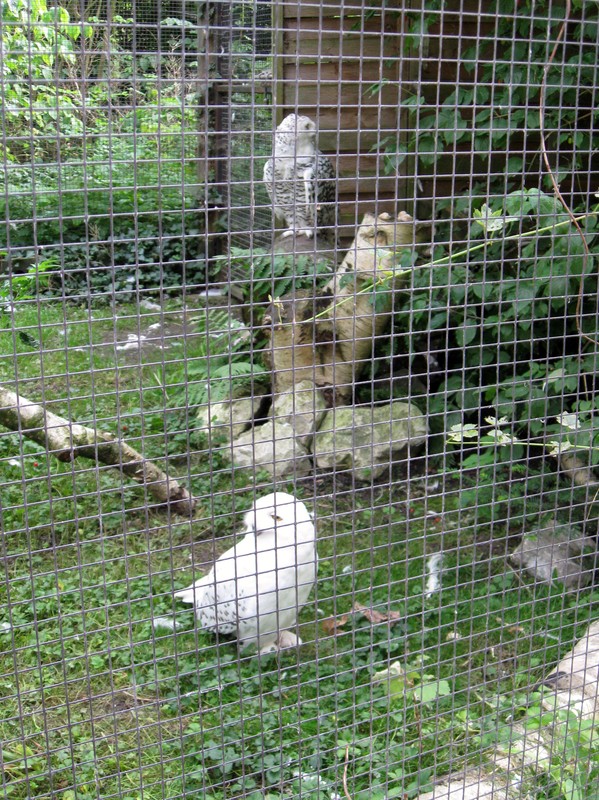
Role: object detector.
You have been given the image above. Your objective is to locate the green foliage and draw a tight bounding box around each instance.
[382,186,597,522]
[370,2,598,478]
[216,247,334,324]
[1,0,90,161]
[171,308,267,408]
[374,0,598,476]
[226,247,333,300]
[523,698,599,799]
[0,256,56,305]
[0,256,58,347]
[1,0,213,297]
[393,189,597,428]
[381,0,597,198]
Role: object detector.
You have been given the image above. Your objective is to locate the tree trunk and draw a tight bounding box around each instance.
[263,211,427,405]
[0,386,196,515]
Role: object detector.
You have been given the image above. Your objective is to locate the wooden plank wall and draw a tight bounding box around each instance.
[405,1,502,218]
[273,0,502,230]
[274,0,414,236]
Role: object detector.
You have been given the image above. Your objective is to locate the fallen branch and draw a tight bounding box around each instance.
[0,385,196,515]
[417,620,599,799]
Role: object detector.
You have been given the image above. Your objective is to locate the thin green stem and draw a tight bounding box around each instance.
[433,211,597,267]
[306,211,597,323]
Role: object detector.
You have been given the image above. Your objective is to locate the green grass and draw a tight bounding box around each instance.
[1,299,599,800]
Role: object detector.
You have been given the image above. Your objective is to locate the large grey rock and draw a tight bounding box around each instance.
[196,395,263,442]
[231,419,312,479]
[546,619,599,720]
[270,380,327,448]
[509,522,598,592]
[417,772,511,800]
[312,401,427,480]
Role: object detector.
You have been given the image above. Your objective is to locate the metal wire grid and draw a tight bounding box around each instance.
[1,0,599,799]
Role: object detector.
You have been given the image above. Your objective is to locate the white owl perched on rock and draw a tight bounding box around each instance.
[263,113,336,239]
[174,492,317,654]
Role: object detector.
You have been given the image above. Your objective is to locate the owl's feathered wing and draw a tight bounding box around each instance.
[314,152,336,227]
[174,540,246,636]
[175,514,317,648]
[263,150,336,233]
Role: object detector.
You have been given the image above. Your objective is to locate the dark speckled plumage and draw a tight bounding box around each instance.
[263,114,336,238]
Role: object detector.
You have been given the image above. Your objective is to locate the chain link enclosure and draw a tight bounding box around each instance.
[1,1,599,799]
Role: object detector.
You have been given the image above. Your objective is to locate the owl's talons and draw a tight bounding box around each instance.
[277,630,302,649]
[280,228,314,239]
[258,631,302,654]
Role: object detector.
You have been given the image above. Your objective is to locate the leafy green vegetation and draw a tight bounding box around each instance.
[1,299,599,800]
[371,0,599,528]
[1,0,213,297]
[218,247,335,327]
[367,188,598,530]
[176,308,267,407]
[381,0,596,202]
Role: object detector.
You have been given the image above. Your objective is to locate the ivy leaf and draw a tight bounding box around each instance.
[542,368,566,391]
[555,412,581,431]
[456,321,478,347]
[547,440,575,456]
[416,134,438,167]
[447,423,480,444]
[400,94,424,108]
[383,144,408,175]
[338,273,355,290]
[484,416,510,427]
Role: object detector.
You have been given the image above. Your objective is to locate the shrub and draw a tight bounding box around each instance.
[1,0,213,297]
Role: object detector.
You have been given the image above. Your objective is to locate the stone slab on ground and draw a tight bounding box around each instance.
[197,395,265,442]
[509,522,597,592]
[231,419,312,479]
[270,380,328,449]
[312,401,427,480]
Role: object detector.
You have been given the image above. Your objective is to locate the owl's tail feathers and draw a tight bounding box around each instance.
[174,578,209,605]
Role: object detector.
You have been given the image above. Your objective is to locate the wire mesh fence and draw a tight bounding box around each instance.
[1,0,599,799]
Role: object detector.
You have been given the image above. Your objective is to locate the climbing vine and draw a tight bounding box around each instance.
[370,0,599,522]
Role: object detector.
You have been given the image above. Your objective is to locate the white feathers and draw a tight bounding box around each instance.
[263,113,336,238]
[424,553,445,599]
[174,492,317,654]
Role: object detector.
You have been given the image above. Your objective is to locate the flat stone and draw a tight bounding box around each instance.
[312,401,427,481]
[231,418,312,479]
[196,395,263,442]
[509,522,598,592]
[270,380,328,448]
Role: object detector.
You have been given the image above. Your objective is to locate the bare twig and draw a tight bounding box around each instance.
[539,0,596,346]
[343,746,353,800]
[120,689,159,705]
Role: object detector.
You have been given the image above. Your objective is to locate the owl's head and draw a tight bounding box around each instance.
[244,492,314,541]
[275,114,318,153]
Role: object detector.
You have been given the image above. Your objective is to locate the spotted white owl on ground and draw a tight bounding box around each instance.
[263,113,336,239]
[174,492,317,654]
